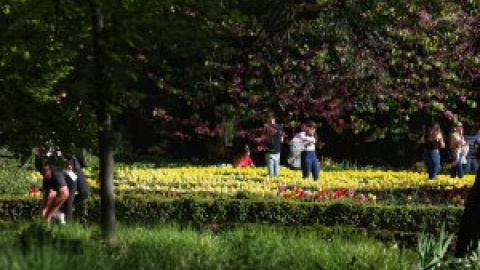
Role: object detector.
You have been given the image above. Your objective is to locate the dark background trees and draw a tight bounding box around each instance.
[1,0,479,240]
[2,0,479,166]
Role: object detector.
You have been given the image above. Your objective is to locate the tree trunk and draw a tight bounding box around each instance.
[455,169,480,257]
[91,2,116,245]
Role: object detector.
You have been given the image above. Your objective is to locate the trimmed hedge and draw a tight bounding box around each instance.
[0,196,463,234]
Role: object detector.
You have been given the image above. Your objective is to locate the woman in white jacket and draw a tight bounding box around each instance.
[297,123,322,181]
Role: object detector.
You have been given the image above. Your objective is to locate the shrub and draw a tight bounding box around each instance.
[0,154,31,195]
[0,196,464,235]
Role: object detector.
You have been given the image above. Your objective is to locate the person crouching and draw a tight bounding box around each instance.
[40,164,69,223]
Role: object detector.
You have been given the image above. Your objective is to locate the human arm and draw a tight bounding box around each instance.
[438,133,445,148]
[40,189,56,218]
[44,186,69,221]
[449,133,458,150]
[299,133,316,147]
[42,172,68,221]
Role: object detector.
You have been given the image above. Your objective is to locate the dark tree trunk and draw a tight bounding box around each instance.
[455,169,480,257]
[91,2,117,244]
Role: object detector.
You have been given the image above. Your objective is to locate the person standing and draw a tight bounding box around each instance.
[464,127,480,174]
[297,123,322,181]
[288,134,303,170]
[450,122,468,178]
[264,112,283,177]
[419,122,445,180]
[40,164,69,223]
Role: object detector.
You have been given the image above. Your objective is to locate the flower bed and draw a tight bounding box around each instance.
[28,165,475,205]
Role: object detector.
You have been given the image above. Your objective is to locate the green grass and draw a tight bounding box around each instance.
[0,222,418,270]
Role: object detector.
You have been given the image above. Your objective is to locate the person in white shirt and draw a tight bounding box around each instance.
[450,122,468,178]
[297,122,323,181]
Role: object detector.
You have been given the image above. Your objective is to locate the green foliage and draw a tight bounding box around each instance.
[414,228,480,270]
[0,222,417,270]
[0,0,84,155]
[1,222,111,270]
[2,0,480,159]
[0,197,464,235]
[417,225,455,269]
[0,154,31,195]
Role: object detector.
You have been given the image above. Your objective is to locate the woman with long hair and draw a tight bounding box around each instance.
[420,122,445,180]
[450,122,468,178]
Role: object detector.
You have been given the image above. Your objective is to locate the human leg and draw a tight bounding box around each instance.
[424,151,435,179]
[301,152,311,179]
[457,161,465,178]
[272,153,280,177]
[61,176,76,223]
[311,153,320,181]
[266,153,274,177]
[431,150,440,179]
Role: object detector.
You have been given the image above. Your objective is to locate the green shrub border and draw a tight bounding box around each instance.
[0,196,463,234]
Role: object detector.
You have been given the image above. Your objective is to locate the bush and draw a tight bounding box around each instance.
[0,196,463,235]
[0,154,31,195]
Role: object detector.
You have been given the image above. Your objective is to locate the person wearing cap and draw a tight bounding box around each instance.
[450,122,469,178]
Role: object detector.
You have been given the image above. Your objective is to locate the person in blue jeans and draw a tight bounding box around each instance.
[264,112,283,177]
[450,122,468,178]
[298,123,323,181]
[420,122,445,180]
[464,129,480,174]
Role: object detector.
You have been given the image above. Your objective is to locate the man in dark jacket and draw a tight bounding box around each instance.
[264,112,283,177]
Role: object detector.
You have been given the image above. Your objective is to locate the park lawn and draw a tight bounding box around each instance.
[0,222,417,270]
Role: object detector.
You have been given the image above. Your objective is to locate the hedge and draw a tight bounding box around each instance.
[0,196,464,234]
